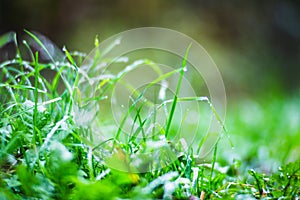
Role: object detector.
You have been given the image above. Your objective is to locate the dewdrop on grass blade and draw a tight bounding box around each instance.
[50,63,55,70]
[159,80,168,100]
[183,66,188,72]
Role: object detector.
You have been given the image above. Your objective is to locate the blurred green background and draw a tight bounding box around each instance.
[1,0,299,169]
[1,0,300,96]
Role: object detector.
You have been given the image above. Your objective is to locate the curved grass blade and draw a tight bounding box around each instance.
[165,43,192,138]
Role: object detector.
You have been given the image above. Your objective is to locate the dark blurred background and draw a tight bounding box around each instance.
[1,0,300,97]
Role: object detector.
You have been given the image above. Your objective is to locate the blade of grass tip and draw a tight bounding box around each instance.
[33,52,39,146]
[63,46,78,70]
[204,98,233,149]
[165,43,192,138]
[24,30,55,64]
[12,32,23,62]
[97,37,121,61]
[22,36,55,100]
[22,40,35,62]
[55,53,78,115]
[90,36,120,74]
[51,65,68,94]
[209,138,220,191]
[87,35,101,73]
[94,34,100,62]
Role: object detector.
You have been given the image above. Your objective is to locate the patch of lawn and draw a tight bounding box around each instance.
[0,31,299,199]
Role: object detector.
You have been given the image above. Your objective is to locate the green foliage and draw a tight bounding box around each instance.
[0,31,299,199]
[248,161,300,199]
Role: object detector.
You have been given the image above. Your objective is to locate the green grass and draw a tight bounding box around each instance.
[0,31,299,199]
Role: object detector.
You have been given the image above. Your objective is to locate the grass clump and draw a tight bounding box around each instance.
[0,31,299,199]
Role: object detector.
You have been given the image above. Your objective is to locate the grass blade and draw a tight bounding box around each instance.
[165,43,192,138]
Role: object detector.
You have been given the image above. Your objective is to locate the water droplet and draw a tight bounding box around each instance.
[50,64,55,70]
[159,135,166,140]
[115,38,121,45]
[183,66,188,72]
[16,78,20,82]
[116,57,129,63]
[55,61,59,66]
